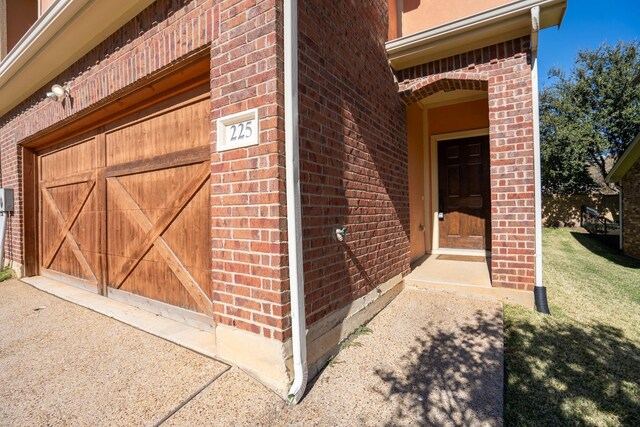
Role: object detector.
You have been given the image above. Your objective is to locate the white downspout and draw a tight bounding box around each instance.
[619,185,623,251]
[531,6,549,313]
[284,0,308,404]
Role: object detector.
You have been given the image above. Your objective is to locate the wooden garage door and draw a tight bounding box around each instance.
[39,88,213,317]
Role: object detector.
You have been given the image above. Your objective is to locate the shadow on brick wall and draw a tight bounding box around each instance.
[299,0,410,331]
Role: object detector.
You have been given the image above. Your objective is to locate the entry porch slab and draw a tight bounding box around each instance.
[406,255,533,308]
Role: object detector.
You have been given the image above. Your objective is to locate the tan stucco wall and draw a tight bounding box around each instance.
[406,98,489,259]
[408,103,426,260]
[388,0,399,40]
[428,99,490,136]
[402,0,516,37]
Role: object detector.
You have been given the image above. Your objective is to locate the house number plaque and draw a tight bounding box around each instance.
[216,108,259,152]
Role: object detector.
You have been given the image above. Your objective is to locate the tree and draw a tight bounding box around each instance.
[540,41,640,194]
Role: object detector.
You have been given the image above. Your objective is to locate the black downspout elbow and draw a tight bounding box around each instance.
[534,286,550,314]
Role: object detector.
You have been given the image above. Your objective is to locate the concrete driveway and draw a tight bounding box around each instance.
[0,279,503,426]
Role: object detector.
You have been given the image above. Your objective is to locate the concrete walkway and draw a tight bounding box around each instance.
[0,279,503,426]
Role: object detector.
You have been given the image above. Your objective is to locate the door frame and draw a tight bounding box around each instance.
[429,128,490,256]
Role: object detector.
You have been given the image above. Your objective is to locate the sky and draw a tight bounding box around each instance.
[538,0,640,87]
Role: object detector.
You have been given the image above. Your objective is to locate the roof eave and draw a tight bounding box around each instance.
[0,0,155,119]
[606,132,640,183]
[386,0,568,70]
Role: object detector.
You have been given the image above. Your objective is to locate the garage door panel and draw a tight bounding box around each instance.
[106,162,211,314]
[162,193,211,272]
[115,252,201,313]
[105,98,210,167]
[47,184,84,214]
[105,190,147,257]
[72,209,101,253]
[39,92,212,320]
[41,194,59,254]
[40,164,99,285]
[40,138,97,182]
[49,245,85,279]
[47,242,100,283]
[113,165,200,222]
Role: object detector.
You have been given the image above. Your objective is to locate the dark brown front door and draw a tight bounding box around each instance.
[438,135,491,250]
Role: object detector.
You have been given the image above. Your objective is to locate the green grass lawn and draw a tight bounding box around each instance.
[504,228,640,426]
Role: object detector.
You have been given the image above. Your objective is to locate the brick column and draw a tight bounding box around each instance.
[209,0,290,340]
[487,43,536,291]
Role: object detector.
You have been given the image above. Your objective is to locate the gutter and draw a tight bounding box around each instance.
[530,6,550,314]
[284,0,308,404]
[0,0,155,118]
[386,0,566,70]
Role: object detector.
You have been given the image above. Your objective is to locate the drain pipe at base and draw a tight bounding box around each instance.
[531,6,550,314]
[284,0,308,403]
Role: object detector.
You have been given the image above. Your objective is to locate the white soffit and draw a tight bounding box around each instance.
[0,0,155,118]
[386,0,568,70]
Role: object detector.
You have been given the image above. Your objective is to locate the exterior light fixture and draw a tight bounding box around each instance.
[46,84,69,101]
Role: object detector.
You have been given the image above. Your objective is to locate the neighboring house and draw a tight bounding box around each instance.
[606,74,640,258]
[0,0,566,399]
[543,162,619,228]
[607,132,640,259]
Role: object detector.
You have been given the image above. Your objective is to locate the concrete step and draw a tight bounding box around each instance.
[405,278,533,308]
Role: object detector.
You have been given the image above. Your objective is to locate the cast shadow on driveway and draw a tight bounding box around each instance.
[375,309,503,426]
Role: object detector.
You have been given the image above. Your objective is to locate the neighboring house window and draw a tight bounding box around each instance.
[0,0,38,60]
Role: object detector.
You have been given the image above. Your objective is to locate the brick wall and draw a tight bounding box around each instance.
[0,0,291,340]
[0,129,21,269]
[209,0,289,340]
[397,37,537,291]
[298,0,410,326]
[623,162,640,259]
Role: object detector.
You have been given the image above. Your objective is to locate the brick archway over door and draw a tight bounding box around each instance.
[394,37,536,290]
[399,75,489,106]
